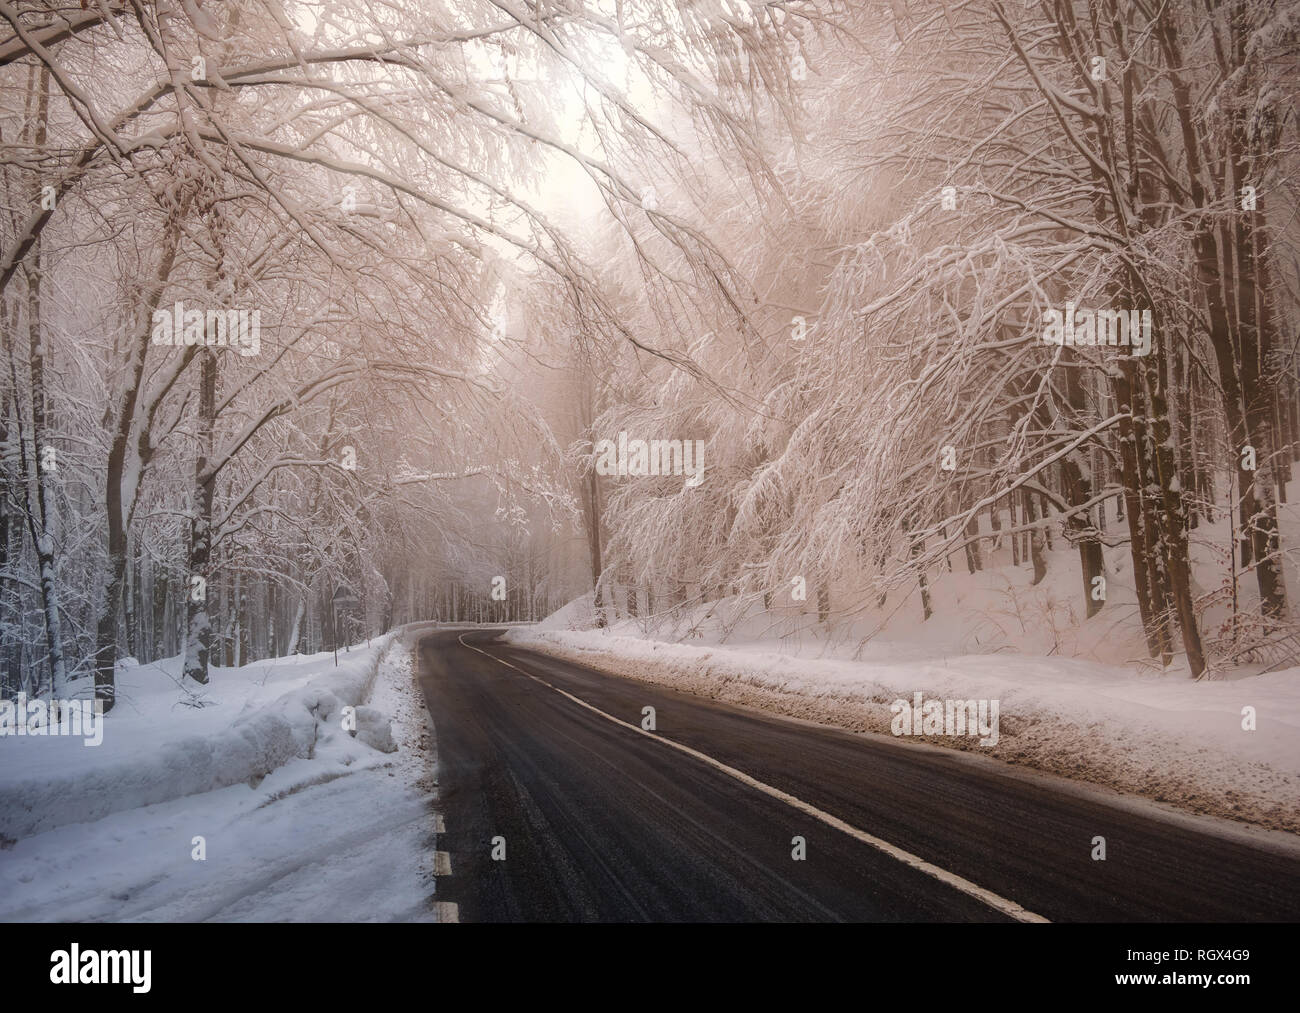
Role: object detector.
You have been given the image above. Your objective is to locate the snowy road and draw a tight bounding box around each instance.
[418,629,1300,922]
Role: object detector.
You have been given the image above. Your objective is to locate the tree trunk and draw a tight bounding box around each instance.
[95,210,187,710]
[1024,491,1048,587]
[182,347,217,684]
[1112,365,1163,659]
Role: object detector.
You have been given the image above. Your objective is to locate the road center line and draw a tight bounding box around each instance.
[458,634,1050,924]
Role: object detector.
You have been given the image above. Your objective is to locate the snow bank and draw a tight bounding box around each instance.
[0,634,400,843]
[0,627,440,921]
[533,591,598,632]
[504,625,1300,833]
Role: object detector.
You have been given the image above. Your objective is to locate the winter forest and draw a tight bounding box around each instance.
[1,0,1297,708]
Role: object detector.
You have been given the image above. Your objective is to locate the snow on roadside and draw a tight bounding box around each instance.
[0,627,441,921]
[504,625,1300,834]
[0,634,402,842]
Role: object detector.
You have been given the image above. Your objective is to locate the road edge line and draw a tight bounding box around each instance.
[458,633,1050,924]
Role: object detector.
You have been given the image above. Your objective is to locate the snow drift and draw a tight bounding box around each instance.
[0,633,399,842]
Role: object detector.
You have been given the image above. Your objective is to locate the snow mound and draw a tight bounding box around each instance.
[533,591,599,631]
[0,634,400,842]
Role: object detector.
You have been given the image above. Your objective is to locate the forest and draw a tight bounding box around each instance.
[0,0,1296,707]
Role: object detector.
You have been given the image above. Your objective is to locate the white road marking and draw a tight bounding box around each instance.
[459,633,1050,924]
[435,901,460,923]
[434,813,446,833]
[434,851,452,876]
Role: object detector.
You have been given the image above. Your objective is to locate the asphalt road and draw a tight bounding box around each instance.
[416,628,1300,923]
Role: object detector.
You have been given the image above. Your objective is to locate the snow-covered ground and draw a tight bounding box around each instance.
[0,627,441,921]
[507,533,1300,834]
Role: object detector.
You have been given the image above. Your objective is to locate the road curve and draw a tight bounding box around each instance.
[416,628,1300,923]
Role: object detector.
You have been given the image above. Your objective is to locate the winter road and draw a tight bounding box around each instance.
[416,629,1300,922]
